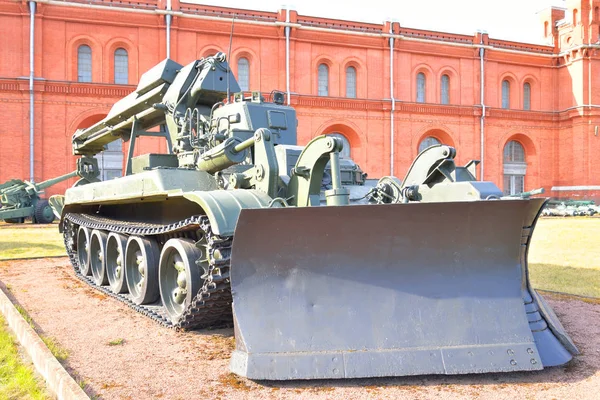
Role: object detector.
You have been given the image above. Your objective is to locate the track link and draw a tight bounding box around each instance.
[62,213,233,330]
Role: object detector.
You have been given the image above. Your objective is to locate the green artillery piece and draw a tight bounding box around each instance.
[0,171,77,224]
[0,157,99,224]
[506,187,545,199]
[547,198,595,207]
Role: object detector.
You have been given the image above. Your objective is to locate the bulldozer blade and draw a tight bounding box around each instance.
[229,199,578,380]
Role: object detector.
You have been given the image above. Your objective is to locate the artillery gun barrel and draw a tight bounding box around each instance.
[526,188,545,196]
[36,170,78,190]
[506,187,545,198]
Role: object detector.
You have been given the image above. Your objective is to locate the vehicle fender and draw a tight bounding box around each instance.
[49,195,65,218]
[182,189,272,236]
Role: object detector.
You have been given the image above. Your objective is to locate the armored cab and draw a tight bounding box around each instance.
[51,53,577,381]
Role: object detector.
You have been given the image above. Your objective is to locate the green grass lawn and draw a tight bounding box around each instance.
[529,218,600,270]
[0,225,64,260]
[0,315,49,400]
[529,217,600,298]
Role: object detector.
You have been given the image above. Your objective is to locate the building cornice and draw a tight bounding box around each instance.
[2,78,599,122]
[19,0,563,58]
[0,78,135,97]
[7,0,599,63]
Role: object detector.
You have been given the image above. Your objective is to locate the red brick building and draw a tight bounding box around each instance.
[1,0,599,198]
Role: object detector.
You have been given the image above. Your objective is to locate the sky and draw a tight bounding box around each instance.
[183,0,568,44]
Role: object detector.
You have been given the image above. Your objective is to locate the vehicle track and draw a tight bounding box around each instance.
[62,213,233,330]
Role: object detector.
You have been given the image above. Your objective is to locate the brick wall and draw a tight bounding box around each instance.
[0,0,599,198]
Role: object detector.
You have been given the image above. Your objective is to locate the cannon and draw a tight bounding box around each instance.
[50,53,577,380]
[507,187,545,199]
[0,171,78,224]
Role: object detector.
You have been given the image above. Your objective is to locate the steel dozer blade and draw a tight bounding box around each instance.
[229,198,578,380]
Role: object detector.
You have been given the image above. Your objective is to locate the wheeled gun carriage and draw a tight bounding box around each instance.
[1,171,76,224]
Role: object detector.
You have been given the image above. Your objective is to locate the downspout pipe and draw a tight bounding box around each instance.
[285,7,290,106]
[389,22,395,176]
[479,33,485,181]
[29,1,36,182]
[166,0,171,59]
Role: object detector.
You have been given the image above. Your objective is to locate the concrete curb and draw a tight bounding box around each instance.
[0,284,89,400]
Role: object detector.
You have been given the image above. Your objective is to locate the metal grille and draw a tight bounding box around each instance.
[523,82,531,110]
[416,72,426,103]
[114,48,128,84]
[318,64,329,96]
[418,136,441,153]
[237,57,249,91]
[502,80,510,109]
[77,45,92,83]
[441,74,450,104]
[346,66,356,98]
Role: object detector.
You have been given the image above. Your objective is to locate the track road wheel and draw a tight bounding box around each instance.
[106,233,128,294]
[125,236,160,305]
[34,199,55,224]
[77,226,92,276]
[159,239,202,324]
[90,230,109,286]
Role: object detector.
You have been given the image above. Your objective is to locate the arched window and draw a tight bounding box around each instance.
[503,140,526,195]
[318,64,329,96]
[95,140,123,181]
[544,21,549,37]
[346,66,356,98]
[440,74,450,104]
[573,9,578,26]
[416,72,426,103]
[328,132,351,158]
[501,80,510,109]
[595,7,599,22]
[77,45,92,83]
[237,57,250,91]
[114,48,128,84]
[523,82,531,111]
[418,136,441,153]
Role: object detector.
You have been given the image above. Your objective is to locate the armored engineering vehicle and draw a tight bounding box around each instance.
[51,53,577,380]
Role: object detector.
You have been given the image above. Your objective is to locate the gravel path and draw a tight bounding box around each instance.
[0,257,598,400]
